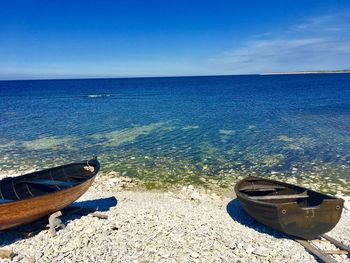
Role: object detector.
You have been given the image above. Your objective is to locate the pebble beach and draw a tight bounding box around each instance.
[0,172,349,263]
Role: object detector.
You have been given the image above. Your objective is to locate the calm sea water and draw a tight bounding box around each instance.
[0,74,349,192]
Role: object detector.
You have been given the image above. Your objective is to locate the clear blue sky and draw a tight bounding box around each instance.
[1,0,350,79]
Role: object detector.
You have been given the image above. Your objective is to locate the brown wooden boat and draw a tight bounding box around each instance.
[235,176,344,240]
[0,158,100,230]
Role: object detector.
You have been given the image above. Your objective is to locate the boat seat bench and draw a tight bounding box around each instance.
[0,199,14,204]
[23,179,78,188]
[248,191,309,200]
[239,184,286,192]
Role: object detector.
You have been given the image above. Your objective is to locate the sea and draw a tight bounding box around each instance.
[0,74,349,192]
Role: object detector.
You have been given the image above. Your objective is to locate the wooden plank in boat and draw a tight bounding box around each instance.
[240,184,286,191]
[0,199,14,204]
[248,191,309,200]
[23,179,78,188]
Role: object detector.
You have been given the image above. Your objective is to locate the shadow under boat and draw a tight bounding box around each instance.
[226,198,290,239]
[0,196,118,247]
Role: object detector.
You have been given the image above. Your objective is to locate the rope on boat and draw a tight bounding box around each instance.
[84,160,95,173]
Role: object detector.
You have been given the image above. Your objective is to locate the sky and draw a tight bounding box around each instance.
[0,0,350,80]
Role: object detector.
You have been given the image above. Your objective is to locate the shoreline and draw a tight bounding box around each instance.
[0,173,349,262]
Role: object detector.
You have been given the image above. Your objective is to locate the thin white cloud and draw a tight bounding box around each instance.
[292,15,335,31]
[213,12,350,73]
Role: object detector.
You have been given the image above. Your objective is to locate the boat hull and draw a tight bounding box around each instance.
[0,159,99,230]
[235,177,344,240]
[0,177,95,230]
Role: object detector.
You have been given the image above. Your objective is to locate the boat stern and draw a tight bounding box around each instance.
[278,198,344,240]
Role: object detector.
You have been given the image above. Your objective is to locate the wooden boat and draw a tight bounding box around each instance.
[0,158,100,230]
[235,176,344,240]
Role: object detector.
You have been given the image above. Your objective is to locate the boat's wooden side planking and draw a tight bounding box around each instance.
[0,177,95,230]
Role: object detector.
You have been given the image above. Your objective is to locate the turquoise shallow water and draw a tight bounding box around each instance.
[0,74,349,192]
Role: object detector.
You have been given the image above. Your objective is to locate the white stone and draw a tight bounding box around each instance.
[190,191,200,201]
[190,252,200,258]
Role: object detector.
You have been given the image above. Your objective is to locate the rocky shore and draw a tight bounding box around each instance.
[0,173,349,263]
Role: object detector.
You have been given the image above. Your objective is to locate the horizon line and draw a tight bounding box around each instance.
[0,73,258,82]
[0,69,349,81]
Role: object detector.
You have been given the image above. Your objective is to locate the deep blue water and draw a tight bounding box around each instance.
[0,74,349,191]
